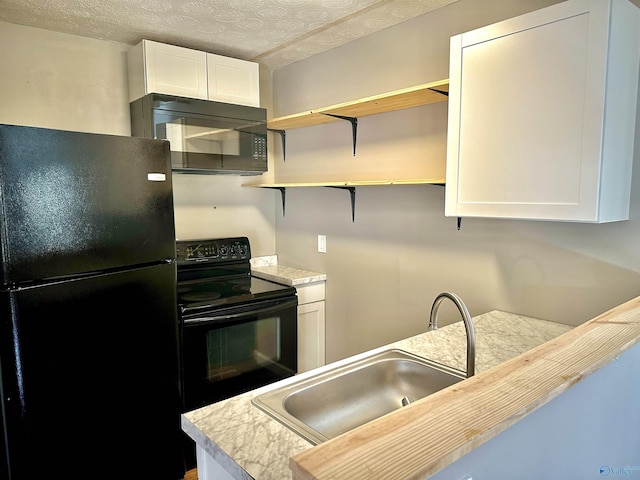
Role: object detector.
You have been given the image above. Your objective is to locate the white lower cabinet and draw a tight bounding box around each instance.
[445,0,640,222]
[195,445,235,480]
[296,282,326,373]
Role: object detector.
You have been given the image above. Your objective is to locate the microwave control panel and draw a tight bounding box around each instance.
[253,135,267,159]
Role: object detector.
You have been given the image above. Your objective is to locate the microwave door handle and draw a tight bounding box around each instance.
[183,298,297,325]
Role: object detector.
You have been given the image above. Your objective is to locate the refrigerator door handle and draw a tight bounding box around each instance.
[147,172,167,181]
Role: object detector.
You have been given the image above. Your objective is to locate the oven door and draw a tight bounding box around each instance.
[181,296,298,411]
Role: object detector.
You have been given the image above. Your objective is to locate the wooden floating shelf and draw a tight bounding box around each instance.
[242,179,445,188]
[259,80,450,214]
[243,179,446,222]
[267,79,449,130]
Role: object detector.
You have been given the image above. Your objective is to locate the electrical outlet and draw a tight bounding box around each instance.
[317,235,326,253]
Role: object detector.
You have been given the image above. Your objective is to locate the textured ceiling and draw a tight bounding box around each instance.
[0,0,459,70]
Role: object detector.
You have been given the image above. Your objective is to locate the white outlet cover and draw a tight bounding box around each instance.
[317,235,326,253]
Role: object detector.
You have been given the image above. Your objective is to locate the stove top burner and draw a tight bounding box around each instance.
[180,291,222,303]
[177,275,296,314]
[177,277,250,303]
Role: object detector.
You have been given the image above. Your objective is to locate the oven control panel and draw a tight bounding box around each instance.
[176,237,251,262]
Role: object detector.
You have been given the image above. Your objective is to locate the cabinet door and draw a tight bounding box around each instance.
[445,0,639,222]
[207,53,260,107]
[144,40,208,100]
[297,301,326,373]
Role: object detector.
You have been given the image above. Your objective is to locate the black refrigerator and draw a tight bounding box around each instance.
[0,124,184,479]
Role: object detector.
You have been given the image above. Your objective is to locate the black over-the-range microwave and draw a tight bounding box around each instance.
[130,93,267,175]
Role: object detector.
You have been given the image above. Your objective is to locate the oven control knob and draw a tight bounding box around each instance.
[219,245,228,256]
[238,244,248,256]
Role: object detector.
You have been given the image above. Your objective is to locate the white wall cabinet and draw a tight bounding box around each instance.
[207,53,260,107]
[127,40,260,107]
[296,282,326,373]
[445,0,640,223]
[127,40,208,102]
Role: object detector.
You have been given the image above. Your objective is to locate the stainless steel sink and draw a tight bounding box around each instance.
[251,349,465,444]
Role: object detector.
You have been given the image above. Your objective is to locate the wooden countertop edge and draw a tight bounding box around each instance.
[289,296,640,480]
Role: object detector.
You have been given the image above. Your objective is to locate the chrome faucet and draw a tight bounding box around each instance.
[429,292,476,378]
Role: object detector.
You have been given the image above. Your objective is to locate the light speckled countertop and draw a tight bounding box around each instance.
[250,255,327,286]
[181,310,571,480]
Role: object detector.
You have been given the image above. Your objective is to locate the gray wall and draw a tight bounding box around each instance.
[271,0,640,362]
[0,22,131,135]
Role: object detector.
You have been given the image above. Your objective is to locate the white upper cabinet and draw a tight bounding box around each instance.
[127,40,260,107]
[127,40,208,102]
[207,53,260,107]
[445,0,640,222]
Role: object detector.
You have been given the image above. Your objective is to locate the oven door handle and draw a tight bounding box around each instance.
[182,297,298,325]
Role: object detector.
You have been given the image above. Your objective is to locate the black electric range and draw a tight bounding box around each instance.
[176,237,297,317]
[176,237,299,471]
[175,237,298,409]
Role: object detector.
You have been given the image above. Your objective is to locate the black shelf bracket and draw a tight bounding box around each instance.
[267,128,287,162]
[457,217,462,230]
[321,113,358,156]
[428,88,449,97]
[326,186,356,222]
[264,187,287,217]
